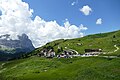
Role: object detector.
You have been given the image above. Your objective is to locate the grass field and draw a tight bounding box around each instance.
[0,56,120,80]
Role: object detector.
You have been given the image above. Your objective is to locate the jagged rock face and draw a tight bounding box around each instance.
[0,34,35,54]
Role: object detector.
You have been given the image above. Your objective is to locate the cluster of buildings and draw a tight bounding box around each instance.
[82,49,102,57]
[38,48,55,58]
[38,47,102,58]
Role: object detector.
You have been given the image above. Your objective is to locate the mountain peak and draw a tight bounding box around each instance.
[0,33,35,60]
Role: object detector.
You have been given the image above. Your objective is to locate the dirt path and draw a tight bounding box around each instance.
[114,45,119,52]
[108,45,119,54]
[69,49,79,54]
[0,63,7,73]
[1,63,5,68]
[64,46,79,55]
[99,56,118,58]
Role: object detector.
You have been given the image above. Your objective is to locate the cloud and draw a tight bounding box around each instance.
[71,2,76,6]
[0,0,88,48]
[96,18,102,25]
[80,5,92,16]
[71,0,78,6]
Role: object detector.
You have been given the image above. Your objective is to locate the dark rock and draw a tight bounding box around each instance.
[0,34,35,61]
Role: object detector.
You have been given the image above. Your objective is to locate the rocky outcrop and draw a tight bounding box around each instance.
[0,34,35,61]
[0,34,35,53]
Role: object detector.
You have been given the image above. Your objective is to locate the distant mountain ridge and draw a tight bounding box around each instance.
[0,34,35,61]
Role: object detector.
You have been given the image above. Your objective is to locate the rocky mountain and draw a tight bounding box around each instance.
[0,34,35,61]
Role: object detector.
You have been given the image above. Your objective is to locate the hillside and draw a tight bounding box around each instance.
[0,30,120,80]
[32,30,120,56]
[0,56,120,80]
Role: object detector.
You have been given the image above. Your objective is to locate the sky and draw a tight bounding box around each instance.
[0,0,120,48]
[23,0,120,34]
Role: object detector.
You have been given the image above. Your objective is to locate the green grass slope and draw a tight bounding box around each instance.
[0,56,120,80]
[32,30,120,56]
